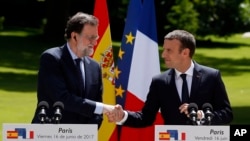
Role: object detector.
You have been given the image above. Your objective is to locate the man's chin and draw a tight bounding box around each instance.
[90,48,94,55]
[87,49,94,56]
[82,48,93,56]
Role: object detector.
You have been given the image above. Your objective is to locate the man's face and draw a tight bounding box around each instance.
[161,39,186,69]
[76,24,99,56]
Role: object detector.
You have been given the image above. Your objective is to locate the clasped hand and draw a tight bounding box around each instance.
[103,104,124,122]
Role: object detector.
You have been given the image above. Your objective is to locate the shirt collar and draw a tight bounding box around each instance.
[175,61,194,78]
[67,43,82,60]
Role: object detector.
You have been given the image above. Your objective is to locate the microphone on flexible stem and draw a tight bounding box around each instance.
[52,101,64,124]
[202,103,214,125]
[188,103,198,125]
[37,101,49,124]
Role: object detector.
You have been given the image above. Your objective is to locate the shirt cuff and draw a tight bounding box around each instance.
[116,110,128,125]
[94,102,103,114]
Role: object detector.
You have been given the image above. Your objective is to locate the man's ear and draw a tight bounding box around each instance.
[71,32,77,41]
[183,48,190,56]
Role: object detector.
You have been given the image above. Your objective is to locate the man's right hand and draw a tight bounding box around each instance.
[106,104,125,122]
[103,104,115,114]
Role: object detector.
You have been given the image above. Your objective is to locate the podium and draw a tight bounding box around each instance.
[155,125,230,141]
[2,123,97,141]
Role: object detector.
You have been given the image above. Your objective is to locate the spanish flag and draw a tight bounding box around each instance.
[159,132,170,140]
[7,131,18,139]
[93,0,117,141]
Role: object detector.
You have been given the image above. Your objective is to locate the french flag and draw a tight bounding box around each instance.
[114,0,164,140]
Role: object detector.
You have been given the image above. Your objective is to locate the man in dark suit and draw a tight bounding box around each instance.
[31,12,114,128]
[107,30,233,126]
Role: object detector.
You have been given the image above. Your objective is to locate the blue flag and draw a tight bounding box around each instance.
[115,0,142,107]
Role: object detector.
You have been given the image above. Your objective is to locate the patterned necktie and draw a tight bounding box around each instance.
[75,58,85,97]
[180,74,189,103]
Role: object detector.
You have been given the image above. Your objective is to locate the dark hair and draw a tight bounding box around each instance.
[64,12,99,39]
[164,30,196,58]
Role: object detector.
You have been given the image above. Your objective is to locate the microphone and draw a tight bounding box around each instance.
[37,101,49,124]
[202,103,214,125]
[188,103,198,125]
[52,101,64,124]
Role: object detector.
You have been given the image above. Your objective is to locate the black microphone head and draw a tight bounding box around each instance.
[202,103,213,111]
[38,101,49,109]
[53,101,64,123]
[37,101,49,123]
[202,103,214,124]
[188,103,198,113]
[187,103,198,125]
[53,101,64,109]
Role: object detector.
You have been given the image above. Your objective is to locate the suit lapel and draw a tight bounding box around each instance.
[190,62,202,101]
[61,45,76,70]
[61,45,82,96]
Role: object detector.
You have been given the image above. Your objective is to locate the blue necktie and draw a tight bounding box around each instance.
[180,74,189,103]
[75,58,85,97]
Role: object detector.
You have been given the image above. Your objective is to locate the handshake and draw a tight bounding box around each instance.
[103,104,125,123]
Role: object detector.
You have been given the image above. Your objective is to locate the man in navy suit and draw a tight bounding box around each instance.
[31,12,114,128]
[107,30,233,126]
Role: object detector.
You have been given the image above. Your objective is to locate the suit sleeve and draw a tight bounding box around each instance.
[124,78,161,127]
[211,71,233,125]
[86,63,103,128]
